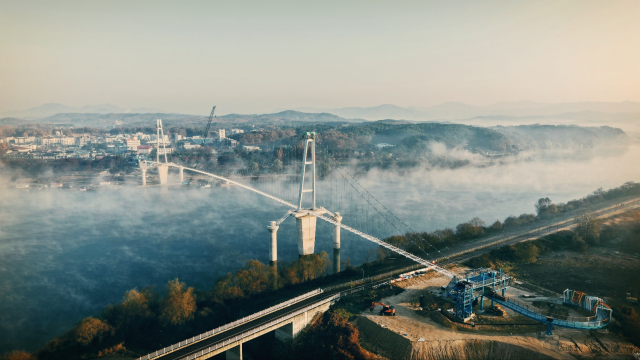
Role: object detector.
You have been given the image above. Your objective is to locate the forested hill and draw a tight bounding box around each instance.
[218,110,359,125]
[231,121,628,155]
[336,121,515,153]
[492,124,628,150]
[229,121,515,153]
[0,110,360,128]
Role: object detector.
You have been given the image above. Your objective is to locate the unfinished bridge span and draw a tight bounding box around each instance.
[135,122,612,360]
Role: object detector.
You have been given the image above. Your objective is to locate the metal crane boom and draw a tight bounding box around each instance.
[201,105,216,147]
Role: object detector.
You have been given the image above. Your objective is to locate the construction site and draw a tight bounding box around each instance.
[353,264,636,360]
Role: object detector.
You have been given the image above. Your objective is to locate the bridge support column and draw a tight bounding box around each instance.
[276,300,333,342]
[225,343,242,360]
[179,166,184,183]
[141,169,147,186]
[275,322,294,342]
[333,212,342,273]
[158,164,169,185]
[268,221,279,288]
[295,213,317,256]
[491,282,495,307]
[268,221,279,266]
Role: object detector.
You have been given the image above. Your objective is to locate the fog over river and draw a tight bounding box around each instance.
[1,145,640,353]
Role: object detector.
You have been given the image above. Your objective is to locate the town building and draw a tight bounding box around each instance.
[125,138,140,150]
[137,145,152,154]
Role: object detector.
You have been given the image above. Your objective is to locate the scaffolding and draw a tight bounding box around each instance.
[447,268,512,321]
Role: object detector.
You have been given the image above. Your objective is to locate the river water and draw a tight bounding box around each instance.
[1,145,639,353]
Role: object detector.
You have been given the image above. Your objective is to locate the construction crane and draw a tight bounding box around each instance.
[201,105,216,147]
[181,106,216,186]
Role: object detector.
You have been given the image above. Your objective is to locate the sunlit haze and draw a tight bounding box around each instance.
[1,0,639,115]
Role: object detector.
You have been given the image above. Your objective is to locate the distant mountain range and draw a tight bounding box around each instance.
[2,101,640,129]
[0,103,162,119]
[0,110,361,128]
[292,101,640,121]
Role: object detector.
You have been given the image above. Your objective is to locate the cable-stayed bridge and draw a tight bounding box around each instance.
[134,122,612,360]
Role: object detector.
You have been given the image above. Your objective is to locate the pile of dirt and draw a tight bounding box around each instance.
[412,339,555,360]
[355,316,554,360]
[354,316,412,360]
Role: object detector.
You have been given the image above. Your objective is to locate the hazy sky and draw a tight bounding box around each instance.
[1,0,639,115]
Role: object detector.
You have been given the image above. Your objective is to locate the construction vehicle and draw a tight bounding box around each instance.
[371,302,396,316]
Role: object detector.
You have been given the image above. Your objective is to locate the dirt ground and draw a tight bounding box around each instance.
[359,272,640,360]
[513,248,640,307]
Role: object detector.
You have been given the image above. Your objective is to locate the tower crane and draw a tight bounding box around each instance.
[201,105,216,147]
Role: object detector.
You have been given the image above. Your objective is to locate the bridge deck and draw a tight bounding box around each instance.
[151,287,347,360]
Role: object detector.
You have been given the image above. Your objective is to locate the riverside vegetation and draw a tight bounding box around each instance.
[3,182,640,359]
[463,212,640,348]
[1,121,628,179]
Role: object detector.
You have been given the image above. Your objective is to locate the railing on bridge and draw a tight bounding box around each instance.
[315,213,457,279]
[157,163,455,279]
[137,289,322,360]
[179,286,365,360]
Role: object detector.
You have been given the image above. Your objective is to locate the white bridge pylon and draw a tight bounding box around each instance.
[145,122,453,278]
[143,161,456,280]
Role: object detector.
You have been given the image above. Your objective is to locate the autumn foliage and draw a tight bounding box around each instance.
[1,351,35,360]
[27,253,332,359]
[160,279,197,325]
[279,310,375,360]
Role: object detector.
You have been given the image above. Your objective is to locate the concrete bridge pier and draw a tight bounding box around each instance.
[293,208,328,257]
[267,221,279,266]
[158,164,169,185]
[268,221,279,288]
[332,212,342,273]
[179,166,184,183]
[275,300,332,341]
[141,169,147,186]
[295,213,317,256]
[225,343,242,360]
[139,161,148,186]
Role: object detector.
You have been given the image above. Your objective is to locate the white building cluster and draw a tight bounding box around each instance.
[177,128,240,150]
[1,126,253,160]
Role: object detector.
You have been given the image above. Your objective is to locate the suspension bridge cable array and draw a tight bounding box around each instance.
[153,162,457,276]
[337,168,444,257]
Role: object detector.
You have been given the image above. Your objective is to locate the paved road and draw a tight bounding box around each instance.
[144,195,640,359]
[436,195,640,265]
[151,279,388,360]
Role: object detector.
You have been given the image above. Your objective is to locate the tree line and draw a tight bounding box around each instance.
[2,253,331,360]
[461,210,640,348]
[373,182,640,260]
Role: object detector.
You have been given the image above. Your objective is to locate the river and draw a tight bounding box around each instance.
[0,145,639,353]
